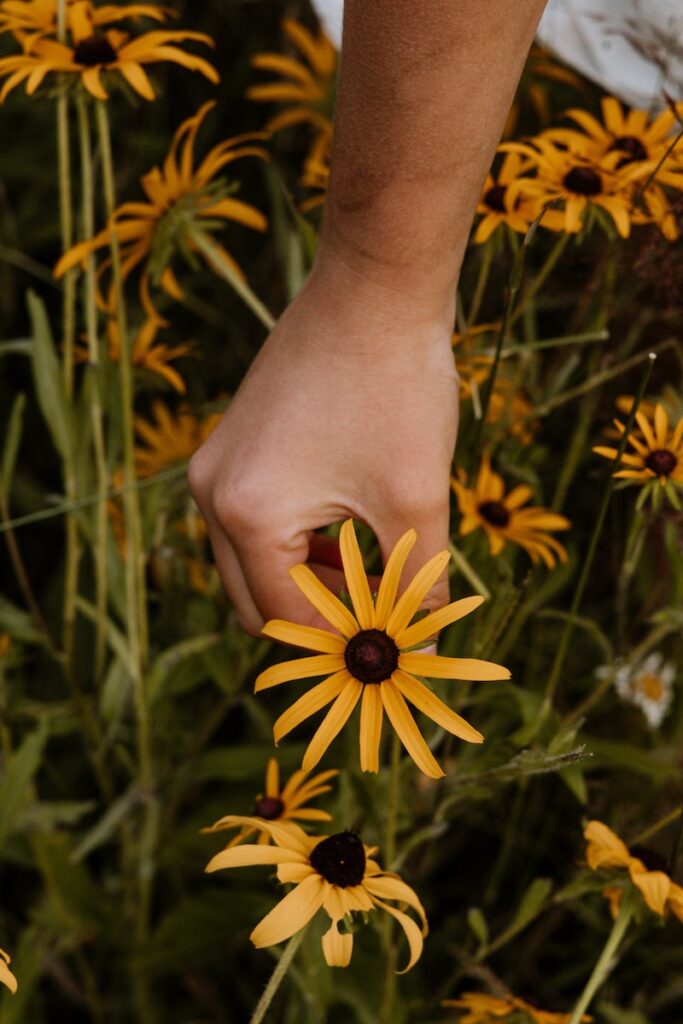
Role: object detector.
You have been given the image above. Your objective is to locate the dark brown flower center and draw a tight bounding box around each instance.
[344,629,399,684]
[630,845,668,873]
[310,831,366,888]
[609,135,648,166]
[484,184,507,213]
[74,33,118,66]
[253,796,284,820]
[645,448,677,476]
[478,500,511,528]
[563,166,603,196]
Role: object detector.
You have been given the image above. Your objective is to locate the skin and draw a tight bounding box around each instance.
[189,0,548,635]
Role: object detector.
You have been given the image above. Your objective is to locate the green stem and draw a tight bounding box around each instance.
[511,231,570,327]
[95,98,156,1024]
[567,888,635,1024]
[249,930,306,1024]
[449,541,490,599]
[379,734,401,1024]
[189,228,276,331]
[466,242,493,328]
[77,94,108,681]
[543,354,656,711]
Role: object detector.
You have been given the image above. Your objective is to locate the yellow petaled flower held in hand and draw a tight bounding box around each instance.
[255,520,510,779]
[593,401,683,489]
[204,758,337,847]
[54,102,267,318]
[0,948,17,994]
[247,17,337,136]
[0,0,171,49]
[584,820,683,921]
[443,990,591,1023]
[451,454,570,568]
[133,400,220,478]
[0,3,218,103]
[205,818,427,971]
[474,153,537,244]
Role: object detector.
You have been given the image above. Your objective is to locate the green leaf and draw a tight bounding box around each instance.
[148,632,221,703]
[467,906,488,946]
[0,722,48,850]
[26,289,71,461]
[0,594,46,646]
[1,393,26,494]
[507,877,552,935]
[71,786,142,862]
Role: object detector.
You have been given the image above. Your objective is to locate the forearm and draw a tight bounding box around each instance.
[317,0,547,320]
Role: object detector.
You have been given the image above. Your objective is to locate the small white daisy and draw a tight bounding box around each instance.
[610,653,676,728]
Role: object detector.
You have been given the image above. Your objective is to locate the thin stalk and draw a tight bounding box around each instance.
[96,99,155,1024]
[0,490,59,653]
[379,734,401,1024]
[466,242,493,328]
[511,231,570,327]
[449,541,490,599]
[189,228,276,330]
[567,888,635,1024]
[543,354,656,711]
[249,930,306,1024]
[77,94,108,680]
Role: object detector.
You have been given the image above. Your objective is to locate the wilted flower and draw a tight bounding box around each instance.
[256,519,509,778]
[205,818,427,971]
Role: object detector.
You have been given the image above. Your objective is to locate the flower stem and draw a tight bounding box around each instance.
[466,241,492,328]
[379,733,401,1024]
[542,353,656,712]
[189,228,276,331]
[249,930,306,1024]
[567,887,635,1024]
[511,231,570,326]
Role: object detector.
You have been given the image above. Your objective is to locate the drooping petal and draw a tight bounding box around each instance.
[205,844,306,873]
[363,875,428,933]
[393,670,483,743]
[254,653,345,692]
[374,529,417,630]
[370,897,424,973]
[301,678,363,771]
[359,682,384,772]
[339,519,375,629]
[322,921,353,967]
[265,757,279,798]
[385,550,451,638]
[251,874,326,948]
[380,679,444,778]
[584,821,632,870]
[262,619,346,654]
[398,652,510,681]
[629,866,670,916]
[0,949,17,994]
[396,595,484,649]
[273,671,349,743]
[289,564,359,637]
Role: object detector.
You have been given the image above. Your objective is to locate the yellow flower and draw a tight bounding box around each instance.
[133,400,220,478]
[205,818,427,971]
[485,380,538,444]
[0,948,17,994]
[584,820,683,922]
[74,316,193,393]
[474,153,538,244]
[502,136,648,238]
[593,401,683,488]
[0,9,218,103]
[204,758,337,847]
[451,454,570,568]
[299,126,331,212]
[255,519,510,779]
[443,991,591,1023]
[247,17,337,136]
[452,324,498,401]
[0,0,170,49]
[54,102,267,318]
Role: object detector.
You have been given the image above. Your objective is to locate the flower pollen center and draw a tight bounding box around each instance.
[609,135,648,165]
[484,184,507,213]
[634,673,665,702]
[309,831,366,888]
[74,33,118,66]
[563,166,602,196]
[253,796,284,820]
[478,500,511,528]
[344,629,399,684]
[645,448,677,476]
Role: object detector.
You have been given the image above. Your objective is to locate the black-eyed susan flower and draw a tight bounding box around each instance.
[133,400,220,478]
[204,758,337,848]
[593,401,683,489]
[547,97,678,170]
[0,14,218,103]
[247,17,337,136]
[503,136,647,238]
[74,316,194,393]
[443,991,591,1023]
[474,153,537,244]
[602,653,676,728]
[205,818,427,971]
[451,454,570,568]
[255,520,510,779]
[0,948,17,994]
[54,102,267,317]
[0,0,170,49]
[584,820,683,922]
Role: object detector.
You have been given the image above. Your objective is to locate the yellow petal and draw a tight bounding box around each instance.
[251,873,326,948]
[117,60,156,100]
[398,653,510,681]
[654,403,669,447]
[204,815,311,854]
[302,678,363,771]
[630,866,670,915]
[0,949,17,994]
[370,896,424,973]
[265,757,279,798]
[374,529,417,630]
[277,863,315,884]
[322,921,354,967]
[396,595,484,649]
[262,619,346,654]
[385,551,451,638]
[364,875,428,934]
[393,670,483,743]
[205,844,306,873]
[289,564,359,637]
[273,671,349,743]
[339,519,375,629]
[380,679,444,778]
[254,653,344,692]
[82,66,108,100]
[359,683,384,772]
[583,820,632,870]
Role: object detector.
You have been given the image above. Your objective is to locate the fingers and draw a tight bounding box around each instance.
[203,520,263,635]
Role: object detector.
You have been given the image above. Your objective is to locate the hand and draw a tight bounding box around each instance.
[188,256,459,635]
